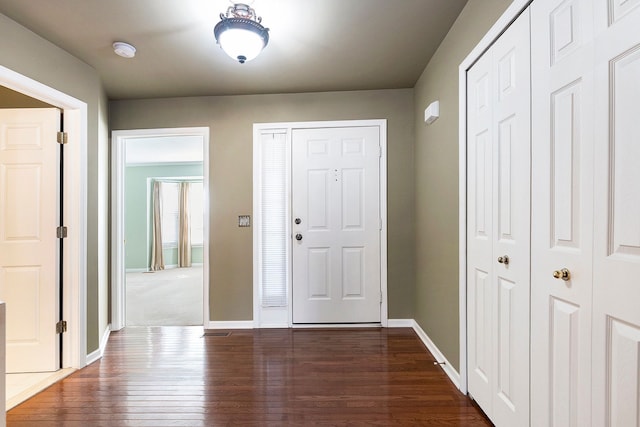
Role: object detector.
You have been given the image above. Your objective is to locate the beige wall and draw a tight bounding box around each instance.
[110,89,416,321]
[413,0,513,371]
[0,13,108,354]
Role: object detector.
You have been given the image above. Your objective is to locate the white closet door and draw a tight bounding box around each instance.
[467,9,531,427]
[592,3,640,426]
[530,0,595,426]
[467,44,494,414]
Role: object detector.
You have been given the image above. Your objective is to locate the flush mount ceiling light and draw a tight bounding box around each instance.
[214,2,269,64]
[113,42,136,59]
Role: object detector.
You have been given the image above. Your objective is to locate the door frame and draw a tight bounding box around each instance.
[252,119,388,328]
[0,65,88,369]
[458,0,531,394]
[111,127,210,330]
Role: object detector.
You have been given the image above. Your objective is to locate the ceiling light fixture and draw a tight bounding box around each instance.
[214,3,269,64]
[113,42,136,59]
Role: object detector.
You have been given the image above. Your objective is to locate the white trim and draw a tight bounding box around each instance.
[111,127,210,331]
[387,319,414,328]
[457,0,531,396]
[411,320,461,390]
[0,65,87,370]
[252,120,388,329]
[205,321,254,330]
[292,323,382,329]
[86,324,111,365]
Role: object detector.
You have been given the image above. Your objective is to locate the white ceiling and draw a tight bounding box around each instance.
[0,0,468,100]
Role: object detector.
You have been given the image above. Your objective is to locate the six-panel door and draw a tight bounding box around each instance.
[0,108,59,373]
[292,126,381,324]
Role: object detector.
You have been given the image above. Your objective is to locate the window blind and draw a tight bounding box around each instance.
[260,132,287,307]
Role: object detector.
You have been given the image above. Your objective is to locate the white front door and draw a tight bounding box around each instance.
[530,0,595,425]
[291,126,381,324]
[592,3,640,425]
[0,108,60,373]
[466,9,531,427]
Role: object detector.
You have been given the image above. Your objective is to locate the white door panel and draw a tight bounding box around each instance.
[0,108,59,373]
[467,9,530,426]
[292,126,380,323]
[531,0,595,425]
[467,47,494,413]
[592,3,640,425]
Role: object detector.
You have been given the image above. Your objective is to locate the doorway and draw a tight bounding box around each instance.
[0,67,88,407]
[111,128,210,330]
[252,120,388,328]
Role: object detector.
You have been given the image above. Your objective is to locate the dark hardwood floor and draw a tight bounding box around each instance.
[7,327,491,426]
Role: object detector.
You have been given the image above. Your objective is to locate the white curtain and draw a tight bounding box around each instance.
[178,182,192,267]
[150,180,165,271]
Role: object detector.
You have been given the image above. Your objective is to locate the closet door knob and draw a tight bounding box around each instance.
[497,255,509,265]
[552,268,571,281]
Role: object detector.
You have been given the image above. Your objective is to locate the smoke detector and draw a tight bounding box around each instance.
[113,42,136,58]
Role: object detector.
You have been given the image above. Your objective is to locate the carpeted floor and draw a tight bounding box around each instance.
[126,266,203,326]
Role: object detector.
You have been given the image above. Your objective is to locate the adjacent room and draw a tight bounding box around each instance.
[122,134,205,327]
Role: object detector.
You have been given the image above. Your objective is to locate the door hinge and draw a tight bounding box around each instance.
[56,226,68,238]
[56,320,67,334]
[379,145,382,158]
[57,131,68,144]
[380,291,383,304]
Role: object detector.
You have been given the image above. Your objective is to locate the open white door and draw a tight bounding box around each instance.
[291,126,381,324]
[0,108,60,373]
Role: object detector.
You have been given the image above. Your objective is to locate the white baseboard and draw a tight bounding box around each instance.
[257,323,289,328]
[205,321,254,330]
[410,320,461,390]
[387,319,414,328]
[86,324,111,365]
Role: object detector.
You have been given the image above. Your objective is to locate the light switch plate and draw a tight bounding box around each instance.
[238,215,251,227]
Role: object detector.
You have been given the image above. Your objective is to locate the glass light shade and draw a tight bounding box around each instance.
[218,28,265,63]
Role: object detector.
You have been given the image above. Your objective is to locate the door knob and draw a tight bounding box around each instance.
[552,268,571,281]
[497,255,509,265]
[295,218,301,225]
[295,233,303,241]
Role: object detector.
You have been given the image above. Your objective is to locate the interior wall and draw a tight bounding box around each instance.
[125,163,204,269]
[110,89,415,322]
[0,12,107,354]
[413,0,513,371]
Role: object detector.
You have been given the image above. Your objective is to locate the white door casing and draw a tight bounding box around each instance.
[291,126,381,324]
[530,0,595,425]
[111,127,210,331]
[0,108,60,373]
[466,9,531,427]
[592,2,640,425]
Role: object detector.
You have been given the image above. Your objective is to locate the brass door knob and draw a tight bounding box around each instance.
[552,268,571,281]
[497,255,509,265]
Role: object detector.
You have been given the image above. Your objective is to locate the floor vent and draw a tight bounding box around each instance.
[203,331,231,337]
